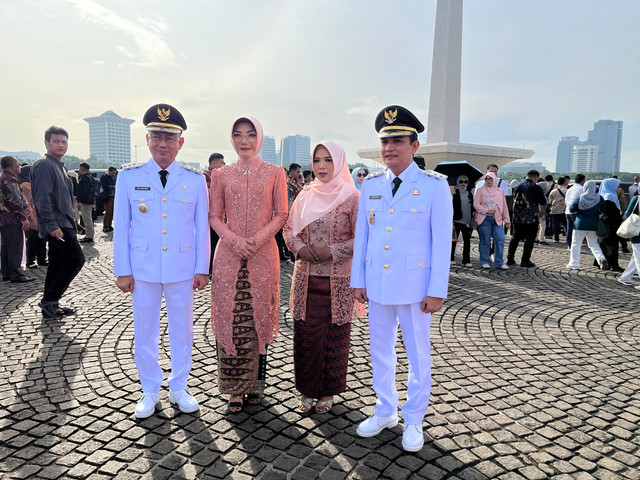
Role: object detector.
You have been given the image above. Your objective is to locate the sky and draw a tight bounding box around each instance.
[2,0,640,171]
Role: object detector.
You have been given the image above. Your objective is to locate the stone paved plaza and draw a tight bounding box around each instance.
[1,227,639,479]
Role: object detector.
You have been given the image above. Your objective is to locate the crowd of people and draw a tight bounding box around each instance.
[1,102,638,454]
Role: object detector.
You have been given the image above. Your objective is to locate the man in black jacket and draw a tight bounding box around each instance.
[77,162,96,242]
[507,170,546,268]
[31,126,85,318]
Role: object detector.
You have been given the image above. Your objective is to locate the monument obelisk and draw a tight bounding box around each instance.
[358,0,533,170]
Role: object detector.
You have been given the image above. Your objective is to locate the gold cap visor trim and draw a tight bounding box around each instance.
[378,125,418,138]
[146,122,183,133]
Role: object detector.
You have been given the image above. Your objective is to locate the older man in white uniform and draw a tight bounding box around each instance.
[351,105,452,452]
[113,104,209,418]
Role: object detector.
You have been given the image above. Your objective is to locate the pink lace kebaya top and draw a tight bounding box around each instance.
[283,190,365,325]
[209,162,288,355]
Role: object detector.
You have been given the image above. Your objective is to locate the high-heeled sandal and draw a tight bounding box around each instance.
[245,393,263,405]
[314,397,333,414]
[297,396,315,413]
[227,396,244,414]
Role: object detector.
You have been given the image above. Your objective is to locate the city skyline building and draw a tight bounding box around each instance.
[83,110,134,166]
[280,135,311,167]
[555,136,580,173]
[572,143,598,173]
[587,119,623,173]
[260,136,279,165]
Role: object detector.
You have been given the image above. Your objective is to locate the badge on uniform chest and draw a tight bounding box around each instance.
[139,203,149,213]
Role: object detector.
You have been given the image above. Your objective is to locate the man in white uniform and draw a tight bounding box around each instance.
[113,104,209,418]
[351,105,452,452]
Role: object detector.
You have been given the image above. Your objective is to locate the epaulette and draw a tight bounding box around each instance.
[122,162,143,170]
[364,170,385,180]
[180,164,204,175]
[422,169,448,181]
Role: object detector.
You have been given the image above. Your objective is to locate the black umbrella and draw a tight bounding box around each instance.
[434,161,484,187]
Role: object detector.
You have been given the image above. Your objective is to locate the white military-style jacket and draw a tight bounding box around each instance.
[113,158,210,284]
[350,161,452,305]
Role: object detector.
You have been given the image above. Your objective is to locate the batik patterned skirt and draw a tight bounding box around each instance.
[294,275,351,398]
[217,259,267,394]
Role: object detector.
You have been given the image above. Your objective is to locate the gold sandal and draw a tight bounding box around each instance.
[297,396,315,413]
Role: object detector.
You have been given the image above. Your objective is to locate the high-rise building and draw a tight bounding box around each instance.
[260,136,279,165]
[84,110,135,165]
[555,136,580,173]
[572,143,598,173]
[280,135,311,167]
[587,120,623,173]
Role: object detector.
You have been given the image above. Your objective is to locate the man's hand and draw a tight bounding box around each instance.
[421,296,443,314]
[193,274,209,290]
[116,275,135,293]
[50,228,63,239]
[21,220,30,231]
[353,288,368,304]
[298,246,318,263]
[314,246,332,262]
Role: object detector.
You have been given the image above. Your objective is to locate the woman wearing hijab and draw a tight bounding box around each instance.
[617,193,640,286]
[451,175,474,267]
[18,165,48,268]
[473,172,510,268]
[567,180,607,270]
[209,116,288,413]
[283,141,364,414]
[597,178,624,271]
[352,167,367,191]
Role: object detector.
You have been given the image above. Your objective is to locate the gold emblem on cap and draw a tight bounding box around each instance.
[139,203,148,213]
[412,189,420,195]
[384,108,398,124]
[182,185,187,189]
[157,107,170,121]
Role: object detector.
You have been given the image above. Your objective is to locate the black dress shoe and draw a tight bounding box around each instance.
[38,301,63,319]
[2,276,9,281]
[520,261,536,268]
[57,307,76,316]
[79,238,94,243]
[506,259,516,266]
[11,275,35,283]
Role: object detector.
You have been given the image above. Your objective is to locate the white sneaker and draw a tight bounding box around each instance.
[618,279,633,286]
[135,392,159,419]
[481,264,490,269]
[402,424,425,452]
[463,263,472,267]
[356,414,398,437]
[499,264,509,270]
[169,389,199,413]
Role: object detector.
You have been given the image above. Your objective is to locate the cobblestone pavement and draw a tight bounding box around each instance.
[1,227,639,479]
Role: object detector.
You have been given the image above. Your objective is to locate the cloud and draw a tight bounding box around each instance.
[66,0,175,67]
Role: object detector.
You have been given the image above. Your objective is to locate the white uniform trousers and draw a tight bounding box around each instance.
[619,243,640,283]
[132,278,194,393]
[368,300,432,425]
[568,230,605,268]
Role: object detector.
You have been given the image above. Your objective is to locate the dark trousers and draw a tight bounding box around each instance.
[451,222,472,264]
[565,214,576,247]
[275,228,291,260]
[25,229,47,265]
[599,232,620,269]
[103,197,114,228]
[0,225,25,280]
[43,227,85,303]
[508,222,538,263]
[551,214,566,242]
[209,226,219,276]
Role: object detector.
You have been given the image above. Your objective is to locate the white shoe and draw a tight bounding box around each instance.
[618,279,633,286]
[635,285,640,291]
[356,414,398,437]
[135,392,159,419]
[481,264,490,269]
[499,264,509,270]
[566,265,579,270]
[169,389,199,413]
[402,424,424,452]
[463,263,472,267]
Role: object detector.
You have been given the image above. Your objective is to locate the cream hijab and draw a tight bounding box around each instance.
[231,115,263,163]
[290,141,356,237]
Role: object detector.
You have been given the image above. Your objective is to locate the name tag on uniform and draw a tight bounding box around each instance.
[369,195,382,199]
[135,186,151,190]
